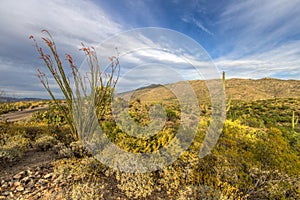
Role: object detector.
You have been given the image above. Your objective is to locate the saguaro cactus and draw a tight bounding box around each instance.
[292,111,298,130]
[222,71,226,92]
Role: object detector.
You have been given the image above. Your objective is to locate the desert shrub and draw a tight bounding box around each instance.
[208,120,300,199]
[44,180,106,200]
[51,141,92,158]
[0,122,50,144]
[35,134,58,151]
[24,125,45,140]
[31,103,67,126]
[239,115,265,128]
[176,185,218,200]
[158,164,185,197]
[68,181,105,200]
[53,157,109,185]
[54,142,74,158]
[165,107,179,121]
[128,100,151,125]
[0,101,32,115]
[246,168,299,199]
[253,127,300,174]
[287,132,300,155]
[177,183,244,200]
[0,134,30,161]
[112,126,177,153]
[115,171,155,199]
[69,141,92,158]
[49,157,111,199]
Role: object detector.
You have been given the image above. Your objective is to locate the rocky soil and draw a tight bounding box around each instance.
[0,149,61,200]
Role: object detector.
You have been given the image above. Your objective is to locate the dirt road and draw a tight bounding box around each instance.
[0,105,48,122]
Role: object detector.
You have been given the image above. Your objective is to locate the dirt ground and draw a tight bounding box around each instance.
[0,149,57,180]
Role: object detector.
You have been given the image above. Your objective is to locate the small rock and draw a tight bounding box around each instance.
[27,179,35,187]
[8,181,13,187]
[21,177,31,185]
[60,182,67,187]
[16,186,24,192]
[0,196,6,199]
[38,179,48,186]
[36,192,41,197]
[1,182,8,188]
[2,191,9,196]
[44,173,53,179]
[28,175,35,179]
[26,170,33,175]
[13,181,21,187]
[13,174,22,180]
[23,190,30,195]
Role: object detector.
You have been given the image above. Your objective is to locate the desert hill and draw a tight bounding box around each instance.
[120,78,300,103]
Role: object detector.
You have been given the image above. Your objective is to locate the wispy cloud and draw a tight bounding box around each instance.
[214,0,300,79]
[182,16,213,35]
[218,0,300,56]
[0,0,122,45]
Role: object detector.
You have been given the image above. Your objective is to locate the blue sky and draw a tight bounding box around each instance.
[0,0,299,98]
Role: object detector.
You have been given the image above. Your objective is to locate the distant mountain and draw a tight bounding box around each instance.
[0,96,45,103]
[119,78,300,103]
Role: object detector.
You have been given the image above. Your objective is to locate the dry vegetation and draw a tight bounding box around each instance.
[0,81,299,199]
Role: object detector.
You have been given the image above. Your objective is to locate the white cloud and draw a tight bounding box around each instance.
[0,0,122,46]
[87,28,219,92]
[0,0,123,98]
[215,41,300,79]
